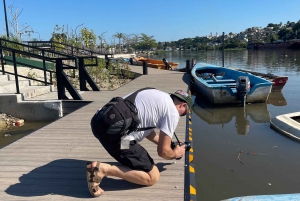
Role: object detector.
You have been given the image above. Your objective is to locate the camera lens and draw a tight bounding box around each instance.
[184,142,192,151]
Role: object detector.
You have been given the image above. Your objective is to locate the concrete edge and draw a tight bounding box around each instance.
[184,89,197,201]
[0,94,62,121]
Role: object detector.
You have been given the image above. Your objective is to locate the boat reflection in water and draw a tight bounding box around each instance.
[266,92,287,106]
[193,97,271,135]
[192,91,287,135]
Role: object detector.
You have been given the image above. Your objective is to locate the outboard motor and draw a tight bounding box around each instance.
[162,58,172,70]
[236,76,250,107]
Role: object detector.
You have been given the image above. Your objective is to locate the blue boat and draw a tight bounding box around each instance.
[191,63,273,106]
[224,193,300,201]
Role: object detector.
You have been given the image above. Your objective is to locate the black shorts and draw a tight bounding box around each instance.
[91,115,154,172]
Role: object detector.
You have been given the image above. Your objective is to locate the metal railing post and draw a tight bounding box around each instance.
[12,51,20,94]
[55,59,65,99]
[42,49,47,85]
[78,57,86,91]
[50,72,53,85]
[222,32,225,67]
[0,47,5,75]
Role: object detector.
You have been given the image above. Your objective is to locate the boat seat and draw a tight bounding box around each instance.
[209,83,237,87]
[206,79,236,83]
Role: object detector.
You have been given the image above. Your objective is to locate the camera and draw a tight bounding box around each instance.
[171,141,192,152]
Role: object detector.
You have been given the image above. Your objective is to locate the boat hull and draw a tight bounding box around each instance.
[271,77,288,91]
[234,68,288,92]
[134,57,179,70]
[191,63,273,105]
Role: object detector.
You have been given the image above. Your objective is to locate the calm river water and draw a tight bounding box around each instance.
[153,49,300,201]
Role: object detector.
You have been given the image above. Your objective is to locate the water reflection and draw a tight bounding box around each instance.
[152,49,300,201]
[266,91,287,106]
[193,97,270,135]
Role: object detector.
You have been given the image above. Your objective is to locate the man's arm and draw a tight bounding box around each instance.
[157,130,185,160]
[146,130,159,145]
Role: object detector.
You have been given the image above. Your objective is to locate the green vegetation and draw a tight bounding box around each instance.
[83,58,135,90]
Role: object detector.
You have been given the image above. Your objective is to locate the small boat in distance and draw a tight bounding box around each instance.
[233,68,288,92]
[191,63,273,107]
[132,57,179,70]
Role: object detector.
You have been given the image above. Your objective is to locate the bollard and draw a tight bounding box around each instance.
[143,61,148,75]
[186,60,191,74]
[105,54,109,69]
[191,58,195,67]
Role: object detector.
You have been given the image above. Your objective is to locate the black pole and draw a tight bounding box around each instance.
[105,54,109,69]
[142,61,148,75]
[3,0,9,38]
[222,32,225,67]
[55,59,65,100]
[42,50,47,85]
[12,51,20,94]
[186,60,190,74]
[78,57,86,91]
[0,43,5,75]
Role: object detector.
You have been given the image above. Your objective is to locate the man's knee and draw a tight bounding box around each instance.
[147,165,160,186]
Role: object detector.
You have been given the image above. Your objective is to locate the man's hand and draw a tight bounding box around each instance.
[173,144,186,159]
[157,131,185,160]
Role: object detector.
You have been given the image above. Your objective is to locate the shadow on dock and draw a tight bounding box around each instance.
[5,159,173,198]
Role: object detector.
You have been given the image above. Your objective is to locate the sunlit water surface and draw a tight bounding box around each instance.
[153,49,300,200]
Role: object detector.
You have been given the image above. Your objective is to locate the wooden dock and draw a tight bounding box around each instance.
[0,65,192,201]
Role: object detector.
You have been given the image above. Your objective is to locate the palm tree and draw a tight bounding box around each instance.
[113,32,123,53]
[98,31,107,53]
[138,33,156,51]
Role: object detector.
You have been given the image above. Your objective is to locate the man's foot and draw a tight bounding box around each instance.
[86,161,104,197]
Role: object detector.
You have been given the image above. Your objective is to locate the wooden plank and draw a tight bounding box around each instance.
[0,65,190,201]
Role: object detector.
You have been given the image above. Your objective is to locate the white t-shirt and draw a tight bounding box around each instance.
[122,89,180,142]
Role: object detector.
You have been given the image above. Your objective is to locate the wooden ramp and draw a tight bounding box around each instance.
[0,65,191,201]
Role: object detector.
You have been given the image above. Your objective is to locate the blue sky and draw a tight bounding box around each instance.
[1,0,300,43]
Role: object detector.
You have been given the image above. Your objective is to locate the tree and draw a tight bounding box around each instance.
[128,34,140,53]
[7,4,31,40]
[292,21,300,32]
[277,28,292,40]
[159,42,165,50]
[80,27,96,49]
[269,34,278,43]
[137,33,156,51]
[98,32,107,53]
[50,25,68,51]
[113,32,123,53]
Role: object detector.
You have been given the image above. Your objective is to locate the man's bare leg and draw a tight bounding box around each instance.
[89,161,160,194]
